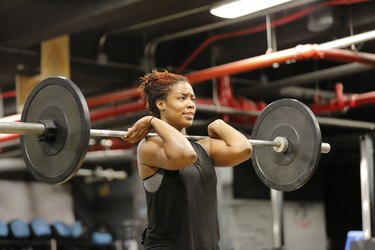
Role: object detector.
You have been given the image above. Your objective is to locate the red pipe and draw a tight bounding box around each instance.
[176,0,370,73]
[0,101,147,143]
[86,88,140,108]
[0,46,374,120]
[318,49,375,65]
[0,87,139,108]
[0,114,21,142]
[1,45,375,143]
[0,90,16,99]
[81,45,375,108]
[196,98,214,105]
[90,91,375,120]
[217,75,234,106]
[184,45,375,83]
[0,90,17,100]
[0,88,374,144]
[6,44,375,111]
[311,82,375,113]
[311,90,375,113]
[90,100,146,121]
[0,134,19,142]
[176,5,321,73]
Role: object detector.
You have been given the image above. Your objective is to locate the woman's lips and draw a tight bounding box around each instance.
[183,113,195,119]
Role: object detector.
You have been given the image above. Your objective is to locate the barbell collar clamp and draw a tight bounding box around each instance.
[37,120,57,142]
[272,136,289,153]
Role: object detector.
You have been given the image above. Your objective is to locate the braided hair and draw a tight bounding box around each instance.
[138,70,188,118]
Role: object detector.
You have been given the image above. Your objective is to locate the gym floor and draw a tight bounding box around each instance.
[0,1,375,250]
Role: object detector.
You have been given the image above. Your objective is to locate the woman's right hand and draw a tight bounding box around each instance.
[122,116,154,143]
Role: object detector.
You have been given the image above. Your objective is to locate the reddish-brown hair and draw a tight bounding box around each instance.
[138,70,189,118]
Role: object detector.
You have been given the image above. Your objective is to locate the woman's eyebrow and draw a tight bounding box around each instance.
[176,92,195,96]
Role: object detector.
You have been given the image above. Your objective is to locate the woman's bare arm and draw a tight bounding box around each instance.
[201,119,252,167]
[124,116,197,171]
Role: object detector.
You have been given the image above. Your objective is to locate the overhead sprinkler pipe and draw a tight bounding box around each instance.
[175,0,371,73]
[184,45,375,84]
[311,90,375,113]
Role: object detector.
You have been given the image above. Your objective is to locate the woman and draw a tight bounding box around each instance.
[123,70,252,250]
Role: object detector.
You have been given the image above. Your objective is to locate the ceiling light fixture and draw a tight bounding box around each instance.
[210,0,295,19]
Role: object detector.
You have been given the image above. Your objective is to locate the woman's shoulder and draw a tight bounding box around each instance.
[138,136,163,150]
[196,138,211,156]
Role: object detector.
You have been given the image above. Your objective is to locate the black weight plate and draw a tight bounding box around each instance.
[251,99,322,192]
[20,77,90,184]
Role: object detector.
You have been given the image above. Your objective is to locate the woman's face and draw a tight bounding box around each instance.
[158,81,196,132]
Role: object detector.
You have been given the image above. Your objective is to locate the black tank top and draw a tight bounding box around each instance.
[142,141,220,250]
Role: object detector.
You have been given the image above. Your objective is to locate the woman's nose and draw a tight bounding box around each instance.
[187,98,195,107]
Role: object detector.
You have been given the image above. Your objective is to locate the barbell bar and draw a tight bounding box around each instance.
[90,129,330,154]
[0,122,331,153]
[1,76,331,191]
[0,121,331,153]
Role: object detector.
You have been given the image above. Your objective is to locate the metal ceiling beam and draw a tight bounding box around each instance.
[238,63,373,97]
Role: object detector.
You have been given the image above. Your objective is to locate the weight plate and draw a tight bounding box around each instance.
[20,77,90,184]
[251,99,322,192]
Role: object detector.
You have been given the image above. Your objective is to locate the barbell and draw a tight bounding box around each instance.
[0,77,331,191]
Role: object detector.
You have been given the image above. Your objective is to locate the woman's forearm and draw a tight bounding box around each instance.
[208,119,248,146]
[150,117,197,163]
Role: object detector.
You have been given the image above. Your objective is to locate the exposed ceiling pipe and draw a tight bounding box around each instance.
[311,90,375,113]
[240,62,372,96]
[1,45,374,117]
[2,45,375,143]
[98,5,212,55]
[279,86,339,100]
[319,29,375,49]
[77,47,375,109]
[89,97,263,122]
[176,3,321,73]
[90,100,146,122]
[0,92,374,148]
[197,103,261,117]
[5,63,371,108]
[184,45,375,83]
[197,103,375,130]
[316,117,375,130]
[5,28,371,110]
[0,101,147,142]
[87,87,141,108]
[176,0,371,73]
[0,134,18,142]
[86,27,375,107]
[0,90,16,99]
[85,84,375,130]
[144,0,318,69]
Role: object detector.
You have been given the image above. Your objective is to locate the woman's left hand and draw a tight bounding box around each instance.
[122,116,153,143]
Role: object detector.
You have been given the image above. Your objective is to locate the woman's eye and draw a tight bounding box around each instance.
[178,96,186,100]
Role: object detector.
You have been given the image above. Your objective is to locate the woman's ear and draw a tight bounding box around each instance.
[156,99,165,111]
